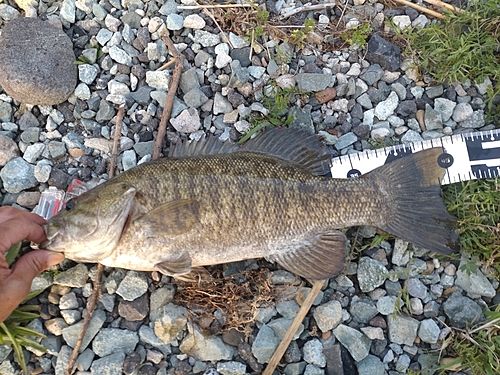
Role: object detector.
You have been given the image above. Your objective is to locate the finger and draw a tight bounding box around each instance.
[0,218,47,253]
[10,250,65,283]
[0,251,64,323]
[0,206,47,226]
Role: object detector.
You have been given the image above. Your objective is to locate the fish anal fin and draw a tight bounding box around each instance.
[155,251,192,276]
[136,199,200,236]
[270,231,348,280]
[173,267,214,283]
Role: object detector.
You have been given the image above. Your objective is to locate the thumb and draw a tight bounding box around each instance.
[11,250,65,282]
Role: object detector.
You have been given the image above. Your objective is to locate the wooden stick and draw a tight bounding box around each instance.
[65,105,125,375]
[153,35,184,160]
[263,280,324,375]
[422,0,463,12]
[280,3,336,19]
[177,3,253,10]
[156,59,176,71]
[392,0,445,19]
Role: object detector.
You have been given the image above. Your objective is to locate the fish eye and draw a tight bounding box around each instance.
[65,200,77,210]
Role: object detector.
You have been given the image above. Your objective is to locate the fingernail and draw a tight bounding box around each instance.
[47,252,65,266]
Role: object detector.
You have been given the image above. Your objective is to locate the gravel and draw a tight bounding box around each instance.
[1,0,499,373]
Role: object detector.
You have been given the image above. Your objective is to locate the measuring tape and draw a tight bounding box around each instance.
[331,128,500,185]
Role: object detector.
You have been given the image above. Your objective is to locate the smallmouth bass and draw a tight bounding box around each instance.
[41,128,458,280]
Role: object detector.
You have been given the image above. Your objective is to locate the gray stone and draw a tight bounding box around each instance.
[333,324,371,362]
[357,257,389,292]
[0,4,20,20]
[295,73,332,92]
[434,98,456,122]
[460,110,485,128]
[303,339,326,367]
[424,104,443,130]
[183,88,209,108]
[109,45,132,66]
[139,326,172,356]
[166,13,184,30]
[251,324,281,363]
[0,18,76,105]
[0,135,19,166]
[60,0,76,23]
[78,64,99,85]
[335,132,358,150]
[401,129,424,143]
[0,102,12,122]
[443,291,485,328]
[425,85,444,99]
[180,323,234,361]
[34,160,52,183]
[366,34,401,71]
[116,271,149,301]
[146,71,170,90]
[0,157,37,193]
[357,354,386,375]
[213,92,233,115]
[396,354,411,372]
[90,351,125,375]
[452,102,473,122]
[360,64,384,86]
[455,262,496,297]
[134,141,155,158]
[48,141,67,159]
[392,239,410,266]
[21,127,41,143]
[313,300,342,332]
[217,361,247,375]
[55,345,73,375]
[387,314,419,346]
[374,91,399,120]
[92,328,139,357]
[96,100,116,122]
[170,107,202,133]
[54,264,89,287]
[377,295,397,315]
[23,143,45,163]
[418,319,440,344]
[76,348,94,371]
[62,309,106,351]
[350,297,378,323]
[407,278,428,299]
[122,149,137,171]
[152,303,188,344]
[268,318,303,340]
[59,292,79,310]
[191,30,221,47]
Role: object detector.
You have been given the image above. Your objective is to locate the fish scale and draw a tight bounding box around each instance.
[42,128,458,280]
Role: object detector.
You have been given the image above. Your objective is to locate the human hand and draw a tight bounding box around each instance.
[0,207,65,323]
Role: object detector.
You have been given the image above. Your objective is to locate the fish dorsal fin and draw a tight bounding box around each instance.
[135,199,200,236]
[241,128,332,176]
[169,128,332,177]
[155,251,192,276]
[168,135,240,158]
[269,231,348,280]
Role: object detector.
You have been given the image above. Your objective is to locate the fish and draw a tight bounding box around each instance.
[40,128,459,280]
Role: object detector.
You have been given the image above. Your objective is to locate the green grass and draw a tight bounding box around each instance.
[1,242,46,374]
[443,179,500,278]
[401,0,500,118]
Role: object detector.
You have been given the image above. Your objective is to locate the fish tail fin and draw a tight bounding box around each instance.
[366,148,459,254]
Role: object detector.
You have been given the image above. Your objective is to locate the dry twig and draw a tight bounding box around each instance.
[65,105,126,375]
[280,2,336,19]
[423,0,463,13]
[177,3,253,10]
[153,35,184,160]
[392,0,445,18]
[263,280,325,375]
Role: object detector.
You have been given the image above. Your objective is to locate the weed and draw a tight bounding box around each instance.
[443,179,500,278]
[401,0,500,115]
[439,308,500,375]
[1,242,46,375]
[341,23,372,47]
[239,83,298,143]
[74,45,104,65]
[287,18,316,49]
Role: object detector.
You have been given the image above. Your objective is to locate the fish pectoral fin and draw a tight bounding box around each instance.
[137,199,200,236]
[270,231,348,280]
[155,251,192,276]
[173,267,213,283]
